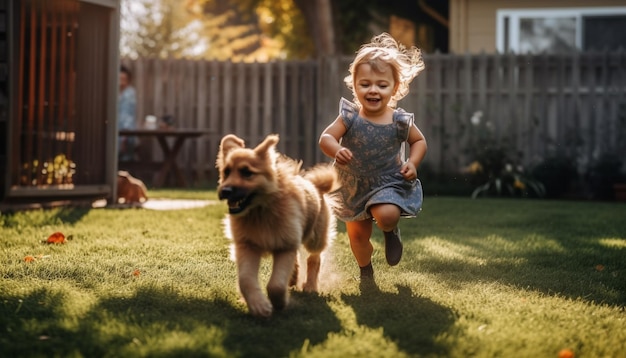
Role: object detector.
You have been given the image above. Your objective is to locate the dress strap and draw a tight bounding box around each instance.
[339,97,359,129]
[394,107,414,141]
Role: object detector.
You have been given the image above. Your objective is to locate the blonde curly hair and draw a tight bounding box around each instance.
[344,32,425,108]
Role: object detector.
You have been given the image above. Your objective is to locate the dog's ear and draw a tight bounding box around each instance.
[217,134,245,169]
[253,134,279,166]
[254,134,279,158]
[221,134,245,152]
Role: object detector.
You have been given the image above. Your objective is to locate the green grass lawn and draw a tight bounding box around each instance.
[1,193,625,357]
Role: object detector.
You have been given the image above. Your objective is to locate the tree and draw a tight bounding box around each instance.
[186,0,314,59]
[189,0,360,58]
[254,0,314,59]
[120,0,268,61]
[183,0,270,61]
[217,0,429,58]
[121,0,449,60]
[292,0,336,56]
[120,0,194,58]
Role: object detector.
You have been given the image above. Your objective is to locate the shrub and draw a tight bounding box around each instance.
[463,111,545,199]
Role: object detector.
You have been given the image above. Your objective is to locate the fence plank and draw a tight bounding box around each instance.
[249,62,260,145]
[521,54,535,162]
[262,62,273,138]
[277,61,287,152]
[234,62,246,136]
[195,60,208,181]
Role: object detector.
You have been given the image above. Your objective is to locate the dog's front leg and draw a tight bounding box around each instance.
[267,249,298,311]
[236,244,272,317]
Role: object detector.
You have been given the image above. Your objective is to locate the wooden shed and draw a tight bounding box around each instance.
[0,0,120,208]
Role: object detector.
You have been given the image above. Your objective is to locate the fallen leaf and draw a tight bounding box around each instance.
[46,232,66,244]
[595,264,605,272]
[132,269,141,277]
[24,255,36,263]
[558,348,574,358]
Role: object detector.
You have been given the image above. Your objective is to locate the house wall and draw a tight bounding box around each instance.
[449,0,626,53]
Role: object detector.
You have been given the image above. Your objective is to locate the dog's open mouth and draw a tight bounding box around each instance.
[226,193,255,214]
[218,186,258,215]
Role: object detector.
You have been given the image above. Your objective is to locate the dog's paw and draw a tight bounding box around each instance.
[302,281,318,293]
[247,296,273,318]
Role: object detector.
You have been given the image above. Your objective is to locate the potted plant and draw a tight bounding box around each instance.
[463,111,545,199]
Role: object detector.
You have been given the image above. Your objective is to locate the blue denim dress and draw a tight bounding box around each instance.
[330,98,423,222]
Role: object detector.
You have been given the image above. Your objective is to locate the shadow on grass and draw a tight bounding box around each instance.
[1,207,90,228]
[53,207,91,225]
[0,285,342,357]
[342,284,456,356]
[0,288,78,356]
[413,199,626,306]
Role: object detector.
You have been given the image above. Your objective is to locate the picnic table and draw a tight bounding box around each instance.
[119,128,210,187]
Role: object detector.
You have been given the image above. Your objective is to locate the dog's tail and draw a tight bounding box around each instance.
[304,164,340,194]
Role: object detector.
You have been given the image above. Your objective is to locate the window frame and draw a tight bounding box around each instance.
[496,7,626,53]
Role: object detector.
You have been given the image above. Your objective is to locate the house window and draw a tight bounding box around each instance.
[497,7,626,53]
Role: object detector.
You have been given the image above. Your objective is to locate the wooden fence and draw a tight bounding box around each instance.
[122,51,626,186]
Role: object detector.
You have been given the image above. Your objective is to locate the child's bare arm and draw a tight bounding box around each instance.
[408,125,427,167]
[319,116,352,164]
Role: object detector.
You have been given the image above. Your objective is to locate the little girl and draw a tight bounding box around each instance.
[319,33,427,280]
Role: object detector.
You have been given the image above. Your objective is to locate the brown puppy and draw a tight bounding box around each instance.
[117,170,148,205]
[216,134,338,317]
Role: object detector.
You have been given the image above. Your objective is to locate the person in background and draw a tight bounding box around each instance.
[319,33,427,282]
[118,65,137,161]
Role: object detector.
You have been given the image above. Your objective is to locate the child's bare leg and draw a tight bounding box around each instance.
[346,220,374,279]
[346,220,374,266]
[370,204,401,232]
[346,220,374,277]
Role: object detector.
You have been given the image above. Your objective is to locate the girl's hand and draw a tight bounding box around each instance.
[335,147,353,165]
[400,162,417,181]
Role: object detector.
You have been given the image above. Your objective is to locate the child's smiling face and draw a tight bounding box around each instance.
[354,62,398,116]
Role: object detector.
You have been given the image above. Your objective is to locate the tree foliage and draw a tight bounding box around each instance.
[188,0,314,59]
[120,0,191,58]
[120,0,447,60]
[120,0,268,61]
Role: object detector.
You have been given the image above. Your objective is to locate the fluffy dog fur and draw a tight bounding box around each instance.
[117,171,148,205]
[216,134,338,317]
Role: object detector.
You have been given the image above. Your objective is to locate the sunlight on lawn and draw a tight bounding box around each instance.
[1,196,625,357]
[598,238,626,249]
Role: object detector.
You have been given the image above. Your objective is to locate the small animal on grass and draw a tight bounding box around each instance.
[116,170,148,205]
[216,133,338,317]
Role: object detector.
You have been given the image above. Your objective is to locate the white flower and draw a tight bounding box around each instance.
[470,111,483,126]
